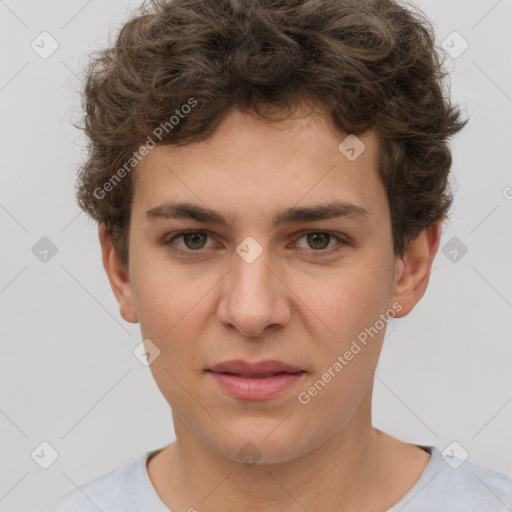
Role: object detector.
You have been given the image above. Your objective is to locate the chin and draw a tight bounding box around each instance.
[209,421,314,466]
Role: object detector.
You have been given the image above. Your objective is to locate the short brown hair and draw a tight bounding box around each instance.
[75,0,467,266]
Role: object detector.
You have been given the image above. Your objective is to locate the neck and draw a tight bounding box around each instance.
[160,397,392,512]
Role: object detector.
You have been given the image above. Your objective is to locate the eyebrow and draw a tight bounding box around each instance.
[144,200,370,229]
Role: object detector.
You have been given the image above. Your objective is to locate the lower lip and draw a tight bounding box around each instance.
[206,371,305,400]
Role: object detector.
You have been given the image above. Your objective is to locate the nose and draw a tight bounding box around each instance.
[217,248,290,338]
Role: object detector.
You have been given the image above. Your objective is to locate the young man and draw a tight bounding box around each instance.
[49,0,512,510]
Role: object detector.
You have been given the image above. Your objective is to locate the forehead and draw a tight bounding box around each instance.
[131,107,387,227]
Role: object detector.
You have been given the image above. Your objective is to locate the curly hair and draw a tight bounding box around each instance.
[75,0,467,267]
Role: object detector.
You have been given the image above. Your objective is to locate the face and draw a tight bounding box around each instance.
[102,104,438,465]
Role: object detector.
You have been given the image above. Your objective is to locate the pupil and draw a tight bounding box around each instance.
[185,232,206,249]
[308,233,329,250]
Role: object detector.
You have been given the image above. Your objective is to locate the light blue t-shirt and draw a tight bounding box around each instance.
[48,445,512,511]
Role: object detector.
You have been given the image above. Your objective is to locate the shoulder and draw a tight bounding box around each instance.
[393,445,512,512]
[47,452,152,512]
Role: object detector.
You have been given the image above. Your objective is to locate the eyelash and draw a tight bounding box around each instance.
[162,230,349,259]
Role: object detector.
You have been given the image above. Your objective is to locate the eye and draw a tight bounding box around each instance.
[164,230,215,254]
[294,232,343,252]
[291,231,348,259]
[163,230,348,258]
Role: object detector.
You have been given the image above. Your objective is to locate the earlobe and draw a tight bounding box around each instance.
[98,223,139,323]
[391,222,441,318]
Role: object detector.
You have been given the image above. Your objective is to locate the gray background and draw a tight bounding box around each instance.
[1,0,511,510]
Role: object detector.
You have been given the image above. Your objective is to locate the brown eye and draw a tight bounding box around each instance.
[295,232,339,251]
[163,230,215,256]
[182,232,208,250]
[293,231,348,259]
[163,230,347,259]
[305,233,331,250]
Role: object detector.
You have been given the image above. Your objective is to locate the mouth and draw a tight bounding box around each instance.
[207,370,305,378]
[205,362,306,400]
[207,358,305,376]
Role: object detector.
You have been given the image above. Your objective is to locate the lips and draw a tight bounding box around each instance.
[206,360,306,400]
[207,359,305,378]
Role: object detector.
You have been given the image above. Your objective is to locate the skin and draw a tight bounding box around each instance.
[100,103,440,512]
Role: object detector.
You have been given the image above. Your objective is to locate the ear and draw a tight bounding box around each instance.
[391,221,442,317]
[98,223,139,323]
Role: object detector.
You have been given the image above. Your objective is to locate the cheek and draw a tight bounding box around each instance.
[295,270,388,419]
[132,253,209,337]
[291,258,393,342]
[132,269,217,401]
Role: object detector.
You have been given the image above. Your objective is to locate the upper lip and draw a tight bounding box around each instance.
[207,359,305,376]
